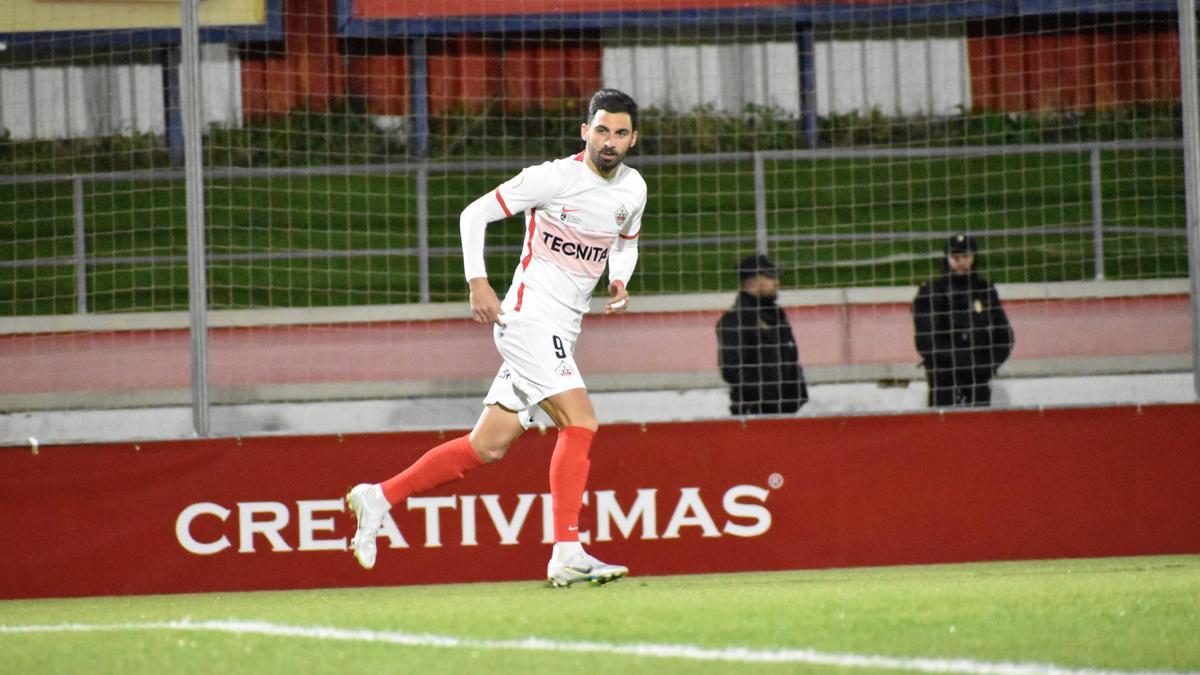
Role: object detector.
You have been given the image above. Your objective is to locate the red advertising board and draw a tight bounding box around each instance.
[2,403,1198,599]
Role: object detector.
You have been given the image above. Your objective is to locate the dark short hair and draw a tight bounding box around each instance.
[737,254,779,282]
[945,233,978,255]
[588,88,638,130]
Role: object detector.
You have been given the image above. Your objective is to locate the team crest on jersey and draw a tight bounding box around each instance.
[614,205,629,227]
[556,361,574,378]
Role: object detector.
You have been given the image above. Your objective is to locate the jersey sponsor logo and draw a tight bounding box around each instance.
[531,217,613,276]
[540,231,610,263]
[559,206,583,225]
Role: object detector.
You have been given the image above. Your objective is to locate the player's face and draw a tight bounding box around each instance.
[581,110,637,177]
[948,252,975,275]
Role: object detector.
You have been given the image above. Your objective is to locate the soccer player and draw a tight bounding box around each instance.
[345,88,645,587]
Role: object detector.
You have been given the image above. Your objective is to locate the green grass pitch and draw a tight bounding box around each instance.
[1,555,1197,673]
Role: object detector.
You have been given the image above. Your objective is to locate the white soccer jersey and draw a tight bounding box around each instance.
[461,151,646,339]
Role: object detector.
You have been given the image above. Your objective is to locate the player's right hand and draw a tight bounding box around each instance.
[468,277,504,325]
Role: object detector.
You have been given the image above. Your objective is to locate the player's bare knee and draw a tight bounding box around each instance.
[569,416,599,432]
[471,442,508,463]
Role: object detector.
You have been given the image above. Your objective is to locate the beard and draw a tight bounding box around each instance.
[590,145,624,171]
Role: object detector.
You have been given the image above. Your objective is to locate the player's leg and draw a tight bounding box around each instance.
[467,403,529,461]
[537,386,597,430]
[538,387,598,542]
[346,403,525,570]
[538,388,628,587]
[489,317,624,584]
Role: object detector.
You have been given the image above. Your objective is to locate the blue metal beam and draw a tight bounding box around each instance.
[409,36,430,158]
[797,23,818,149]
[162,45,185,166]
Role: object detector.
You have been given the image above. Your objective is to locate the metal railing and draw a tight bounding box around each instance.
[0,139,1186,314]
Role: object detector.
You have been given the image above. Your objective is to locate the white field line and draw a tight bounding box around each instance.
[1,619,1195,675]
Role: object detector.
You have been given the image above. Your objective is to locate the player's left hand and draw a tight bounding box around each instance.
[604,281,630,315]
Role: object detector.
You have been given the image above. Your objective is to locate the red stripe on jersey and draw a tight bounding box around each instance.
[494,188,512,217]
[573,151,585,162]
[619,232,640,240]
[514,208,538,312]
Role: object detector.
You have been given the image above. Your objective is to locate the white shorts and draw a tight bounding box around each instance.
[483,314,586,429]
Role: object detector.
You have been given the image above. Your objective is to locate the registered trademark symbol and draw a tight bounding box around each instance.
[767,473,784,490]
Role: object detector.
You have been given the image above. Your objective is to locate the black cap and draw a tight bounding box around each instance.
[945,234,978,255]
[737,254,779,281]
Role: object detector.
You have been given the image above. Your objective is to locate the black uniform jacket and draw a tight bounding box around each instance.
[912,271,1014,378]
[716,291,808,415]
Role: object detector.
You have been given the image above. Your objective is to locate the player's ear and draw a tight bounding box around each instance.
[630,130,638,147]
[580,122,589,141]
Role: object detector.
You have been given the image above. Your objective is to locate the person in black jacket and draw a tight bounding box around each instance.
[717,255,808,416]
[912,234,1014,407]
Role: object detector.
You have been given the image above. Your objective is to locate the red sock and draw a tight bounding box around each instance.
[550,426,595,542]
[380,434,486,506]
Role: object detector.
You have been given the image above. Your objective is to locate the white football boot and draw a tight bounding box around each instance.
[547,550,629,588]
[345,483,389,570]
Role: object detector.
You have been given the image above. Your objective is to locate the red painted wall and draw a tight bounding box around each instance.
[1,296,1187,398]
[251,32,602,119]
[242,0,1184,120]
[968,24,1181,112]
[2,404,1197,599]
[241,0,345,119]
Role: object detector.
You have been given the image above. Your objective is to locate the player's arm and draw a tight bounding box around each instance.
[459,192,508,324]
[461,162,564,324]
[468,278,502,325]
[605,245,636,314]
[605,196,643,314]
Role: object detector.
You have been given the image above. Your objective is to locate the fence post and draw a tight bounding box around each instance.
[1176,0,1200,400]
[1089,146,1105,280]
[416,164,430,303]
[72,177,88,314]
[180,0,210,436]
[753,152,768,256]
